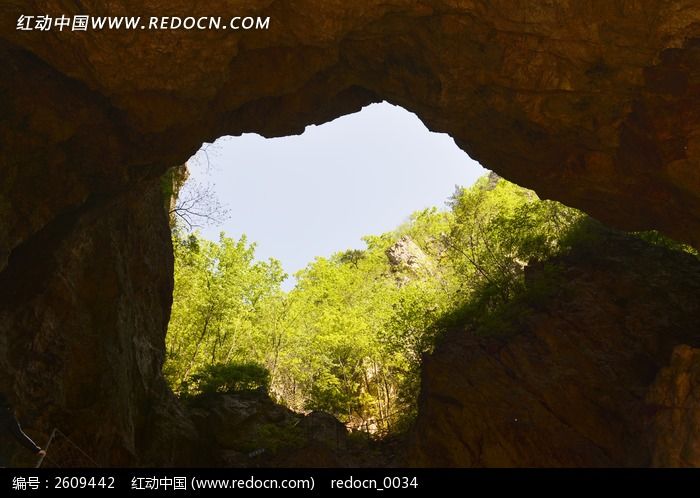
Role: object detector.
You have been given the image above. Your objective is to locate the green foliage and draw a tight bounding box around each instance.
[444,178,583,312]
[633,230,698,256]
[166,173,607,436]
[164,229,287,395]
[186,361,270,395]
[441,260,565,338]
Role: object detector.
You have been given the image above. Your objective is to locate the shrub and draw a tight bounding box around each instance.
[188,361,270,395]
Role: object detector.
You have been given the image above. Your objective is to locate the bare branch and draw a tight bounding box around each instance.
[170,179,230,231]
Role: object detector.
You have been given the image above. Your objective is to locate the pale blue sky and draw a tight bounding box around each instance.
[185,101,486,289]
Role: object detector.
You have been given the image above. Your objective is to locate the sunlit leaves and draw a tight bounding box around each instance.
[165,174,585,434]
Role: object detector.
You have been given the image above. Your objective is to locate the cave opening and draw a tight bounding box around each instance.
[164,101,485,435]
[161,101,597,444]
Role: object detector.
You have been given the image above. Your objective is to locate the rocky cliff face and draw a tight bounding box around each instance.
[1,2,700,466]
[186,391,353,468]
[408,232,700,467]
[646,345,700,467]
[0,178,200,466]
[2,1,700,253]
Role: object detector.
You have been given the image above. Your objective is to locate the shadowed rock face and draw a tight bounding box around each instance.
[646,344,700,467]
[3,1,700,258]
[187,391,353,468]
[408,233,700,467]
[0,2,700,466]
[0,180,202,466]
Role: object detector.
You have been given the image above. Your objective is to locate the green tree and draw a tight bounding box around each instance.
[445,177,582,309]
[164,230,286,394]
[166,172,588,436]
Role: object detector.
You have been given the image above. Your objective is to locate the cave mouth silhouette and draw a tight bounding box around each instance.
[164,101,491,434]
[2,4,699,467]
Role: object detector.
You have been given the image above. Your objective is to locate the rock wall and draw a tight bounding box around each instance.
[2,1,700,256]
[187,391,352,468]
[0,178,200,466]
[646,345,700,467]
[408,232,700,467]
